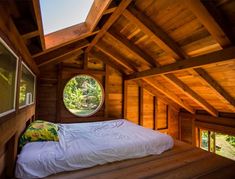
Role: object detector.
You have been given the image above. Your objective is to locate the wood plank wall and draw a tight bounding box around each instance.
[124,81,179,138]
[37,56,123,123]
[0,7,37,177]
[179,111,235,146]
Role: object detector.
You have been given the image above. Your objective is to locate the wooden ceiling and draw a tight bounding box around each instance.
[2,0,235,115]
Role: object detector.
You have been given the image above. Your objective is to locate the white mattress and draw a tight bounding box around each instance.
[15,119,173,178]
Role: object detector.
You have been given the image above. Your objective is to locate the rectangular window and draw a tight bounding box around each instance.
[19,62,36,108]
[0,37,18,117]
[199,129,235,161]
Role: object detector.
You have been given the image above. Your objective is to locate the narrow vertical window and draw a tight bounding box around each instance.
[0,37,18,117]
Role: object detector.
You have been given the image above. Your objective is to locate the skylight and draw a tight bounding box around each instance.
[40,0,94,35]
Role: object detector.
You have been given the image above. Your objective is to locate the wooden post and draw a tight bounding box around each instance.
[122,80,128,119]
[104,65,109,118]
[56,64,62,123]
[153,96,157,130]
[139,87,144,126]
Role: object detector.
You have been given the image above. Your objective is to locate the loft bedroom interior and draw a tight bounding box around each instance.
[0,0,235,178]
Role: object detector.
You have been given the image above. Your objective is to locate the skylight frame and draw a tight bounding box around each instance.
[36,0,112,49]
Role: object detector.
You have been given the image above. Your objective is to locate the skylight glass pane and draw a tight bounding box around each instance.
[40,0,94,35]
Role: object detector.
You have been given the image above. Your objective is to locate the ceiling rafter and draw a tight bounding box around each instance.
[107,30,159,67]
[184,0,232,47]
[185,0,235,111]
[95,42,194,113]
[86,0,133,53]
[96,42,138,73]
[164,74,217,116]
[125,46,235,80]
[90,48,126,74]
[123,5,235,114]
[123,8,188,60]
[35,39,89,67]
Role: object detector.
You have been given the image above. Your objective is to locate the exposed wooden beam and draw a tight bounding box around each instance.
[138,86,144,126]
[185,0,231,47]
[35,39,89,67]
[185,0,235,111]
[193,68,235,111]
[96,42,193,113]
[163,74,218,116]
[103,7,117,15]
[90,48,125,74]
[122,6,235,114]
[123,8,188,60]
[61,66,106,75]
[32,0,46,50]
[0,5,39,74]
[125,46,235,80]
[21,30,39,41]
[107,30,159,67]
[143,78,194,114]
[32,30,99,58]
[96,42,138,73]
[86,0,132,52]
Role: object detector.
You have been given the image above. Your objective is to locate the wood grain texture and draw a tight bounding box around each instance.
[46,140,235,179]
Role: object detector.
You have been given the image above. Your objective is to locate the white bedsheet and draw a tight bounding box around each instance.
[15,119,173,178]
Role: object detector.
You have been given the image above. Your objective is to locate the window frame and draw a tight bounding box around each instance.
[19,61,36,109]
[63,74,105,117]
[0,37,19,118]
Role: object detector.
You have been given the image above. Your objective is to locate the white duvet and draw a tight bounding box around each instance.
[15,119,173,178]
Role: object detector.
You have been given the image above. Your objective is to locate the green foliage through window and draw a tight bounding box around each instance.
[63,75,103,117]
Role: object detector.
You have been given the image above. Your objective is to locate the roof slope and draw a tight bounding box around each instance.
[2,0,235,115]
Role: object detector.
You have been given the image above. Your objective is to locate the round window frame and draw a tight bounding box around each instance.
[63,74,105,117]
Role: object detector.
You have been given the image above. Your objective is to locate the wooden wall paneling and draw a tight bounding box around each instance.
[142,89,154,129]
[56,64,62,123]
[179,112,194,144]
[0,105,35,177]
[167,106,179,139]
[156,100,168,130]
[126,81,139,124]
[107,67,123,119]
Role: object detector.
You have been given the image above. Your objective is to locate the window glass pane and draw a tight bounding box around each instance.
[19,64,35,107]
[215,133,235,160]
[63,75,104,117]
[210,132,215,153]
[200,129,209,151]
[0,39,18,116]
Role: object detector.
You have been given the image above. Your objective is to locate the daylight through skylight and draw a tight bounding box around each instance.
[40,0,94,35]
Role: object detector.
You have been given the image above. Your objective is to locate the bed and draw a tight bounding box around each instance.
[15,119,174,178]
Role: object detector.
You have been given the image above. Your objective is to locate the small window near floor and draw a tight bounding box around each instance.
[0,37,19,117]
[19,63,36,108]
[199,129,235,160]
[63,75,104,117]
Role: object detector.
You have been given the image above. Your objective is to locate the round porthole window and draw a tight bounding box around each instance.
[63,75,104,117]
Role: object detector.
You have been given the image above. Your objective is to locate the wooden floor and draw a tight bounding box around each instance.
[46,140,235,179]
